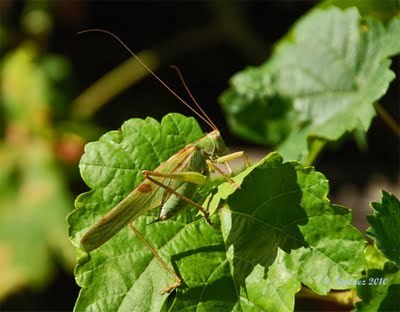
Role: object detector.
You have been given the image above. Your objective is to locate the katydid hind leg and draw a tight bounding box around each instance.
[129,223,181,294]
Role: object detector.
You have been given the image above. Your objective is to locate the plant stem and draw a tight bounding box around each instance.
[374,102,400,137]
[296,286,359,308]
[71,51,159,119]
[71,24,222,119]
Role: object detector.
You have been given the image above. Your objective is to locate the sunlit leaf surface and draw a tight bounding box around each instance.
[69,114,365,311]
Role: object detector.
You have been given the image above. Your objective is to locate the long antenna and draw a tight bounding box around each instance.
[78,29,217,131]
[169,65,218,131]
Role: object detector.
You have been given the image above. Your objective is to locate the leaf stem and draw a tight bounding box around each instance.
[304,139,327,166]
[296,286,359,308]
[374,102,400,137]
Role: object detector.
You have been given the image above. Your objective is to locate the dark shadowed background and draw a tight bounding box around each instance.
[1,1,398,311]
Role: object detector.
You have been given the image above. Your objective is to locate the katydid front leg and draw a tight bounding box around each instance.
[207,151,251,189]
[216,151,251,168]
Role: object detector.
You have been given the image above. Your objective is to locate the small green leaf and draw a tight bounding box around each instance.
[364,245,388,270]
[367,191,400,265]
[220,7,400,161]
[355,264,400,311]
[355,192,400,310]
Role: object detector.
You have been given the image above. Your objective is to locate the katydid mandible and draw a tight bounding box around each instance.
[78,29,250,294]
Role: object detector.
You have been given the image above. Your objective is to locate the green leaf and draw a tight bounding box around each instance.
[220,7,400,162]
[0,142,75,298]
[355,192,400,310]
[366,191,400,266]
[364,245,388,270]
[384,17,400,58]
[355,264,400,311]
[220,89,294,146]
[319,0,400,21]
[70,118,366,311]
[214,154,366,310]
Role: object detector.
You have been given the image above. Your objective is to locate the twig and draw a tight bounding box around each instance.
[374,102,400,137]
[71,50,158,119]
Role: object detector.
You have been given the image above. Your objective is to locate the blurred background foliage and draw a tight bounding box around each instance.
[0,0,398,310]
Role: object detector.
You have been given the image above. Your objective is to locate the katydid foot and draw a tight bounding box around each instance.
[160,279,182,295]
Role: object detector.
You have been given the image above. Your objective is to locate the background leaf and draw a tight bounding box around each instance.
[69,117,366,310]
[319,0,400,21]
[220,7,400,162]
[0,43,75,299]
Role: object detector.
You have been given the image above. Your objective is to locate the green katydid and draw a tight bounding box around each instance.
[78,29,250,294]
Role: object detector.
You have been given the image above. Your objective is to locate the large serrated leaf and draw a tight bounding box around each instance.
[220,7,400,162]
[209,154,366,311]
[69,117,366,311]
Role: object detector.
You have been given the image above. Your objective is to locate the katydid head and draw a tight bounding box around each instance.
[193,130,229,160]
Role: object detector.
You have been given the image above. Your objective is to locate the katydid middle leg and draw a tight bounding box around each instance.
[142,170,213,225]
[206,160,240,189]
